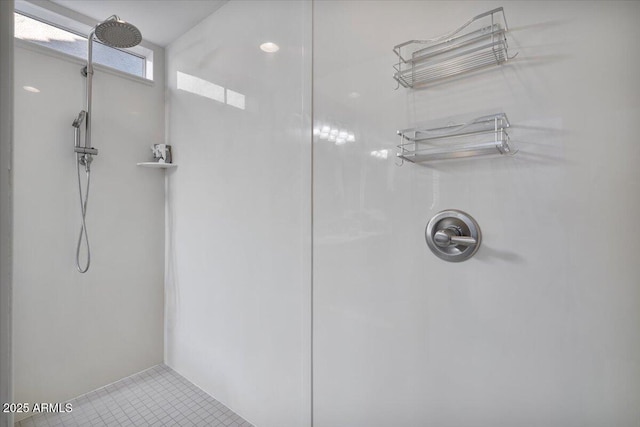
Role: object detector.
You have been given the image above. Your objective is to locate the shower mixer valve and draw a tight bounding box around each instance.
[72,110,98,161]
[74,146,98,155]
[425,209,482,262]
[78,153,93,168]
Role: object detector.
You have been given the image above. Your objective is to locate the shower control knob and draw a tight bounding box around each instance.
[433,228,477,247]
[425,210,482,262]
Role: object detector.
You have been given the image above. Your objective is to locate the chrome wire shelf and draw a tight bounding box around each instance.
[397,113,515,164]
[393,7,516,89]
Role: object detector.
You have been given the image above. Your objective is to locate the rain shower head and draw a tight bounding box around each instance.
[94,16,142,49]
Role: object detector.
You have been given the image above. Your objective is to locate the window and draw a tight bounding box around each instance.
[13,2,153,80]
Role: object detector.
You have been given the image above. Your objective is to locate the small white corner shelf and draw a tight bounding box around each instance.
[137,162,178,169]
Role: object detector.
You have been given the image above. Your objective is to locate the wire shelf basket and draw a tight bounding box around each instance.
[396,113,515,164]
[393,7,516,89]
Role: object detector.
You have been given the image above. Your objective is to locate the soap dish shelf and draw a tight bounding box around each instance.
[393,7,516,89]
[137,162,178,169]
[396,113,514,163]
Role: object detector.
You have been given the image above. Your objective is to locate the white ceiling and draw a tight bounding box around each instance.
[50,0,227,46]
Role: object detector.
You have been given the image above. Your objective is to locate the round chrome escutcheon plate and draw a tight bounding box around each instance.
[425,209,481,262]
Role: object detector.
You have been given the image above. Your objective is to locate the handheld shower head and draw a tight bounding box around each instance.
[72,110,86,128]
[94,15,142,48]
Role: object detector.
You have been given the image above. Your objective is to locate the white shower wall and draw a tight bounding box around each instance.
[165,1,311,427]
[9,1,640,426]
[313,1,640,426]
[0,1,14,426]
[13,41,166,417]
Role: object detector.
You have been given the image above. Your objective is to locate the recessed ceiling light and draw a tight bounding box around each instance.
[260,42,279,53]
[23,86,40,93]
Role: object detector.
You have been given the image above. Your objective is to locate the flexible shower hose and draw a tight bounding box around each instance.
[76,158,91,273]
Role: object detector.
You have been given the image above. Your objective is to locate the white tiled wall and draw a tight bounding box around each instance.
[12,39,166,420]
[165,1,311,427]
[313,1,640,426]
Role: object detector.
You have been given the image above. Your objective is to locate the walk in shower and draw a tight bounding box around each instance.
[2,1,640,427]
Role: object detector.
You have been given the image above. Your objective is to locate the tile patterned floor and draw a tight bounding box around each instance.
[16,364,253,427]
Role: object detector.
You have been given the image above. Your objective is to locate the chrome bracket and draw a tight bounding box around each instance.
[425,209,481,262]
[74,146,98,155]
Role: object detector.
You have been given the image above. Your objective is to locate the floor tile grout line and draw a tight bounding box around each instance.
[16,364,252,427]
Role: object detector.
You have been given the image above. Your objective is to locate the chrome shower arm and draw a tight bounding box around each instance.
[86,28,96,75]
[83,29,96,150]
